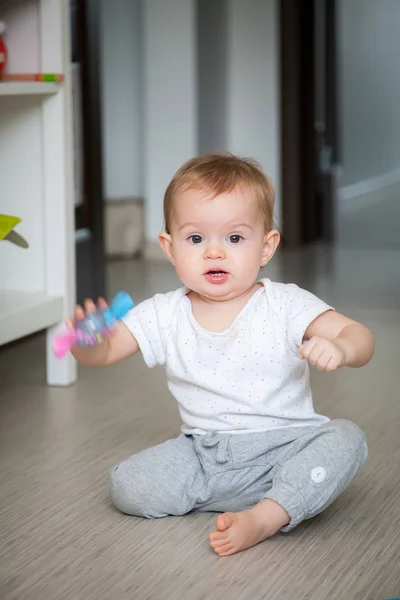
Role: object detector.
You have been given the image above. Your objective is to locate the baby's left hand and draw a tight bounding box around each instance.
[299,336,347,372]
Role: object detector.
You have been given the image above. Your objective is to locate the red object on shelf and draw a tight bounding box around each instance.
[0,22,7,75]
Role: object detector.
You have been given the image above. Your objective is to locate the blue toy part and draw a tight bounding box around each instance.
[103,291,134,327]
[76,291,134,347]
[102,310,115,329]
[111,291,135,319]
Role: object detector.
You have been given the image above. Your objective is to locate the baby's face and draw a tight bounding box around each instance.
[163,186,274,301]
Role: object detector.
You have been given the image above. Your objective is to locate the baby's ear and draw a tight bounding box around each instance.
[158,232,175,265]
[261,229,280,266]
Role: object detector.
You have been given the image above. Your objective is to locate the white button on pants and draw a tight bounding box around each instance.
[311,467,327,483]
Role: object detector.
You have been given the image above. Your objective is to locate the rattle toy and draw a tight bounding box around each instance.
[52,291,134,359]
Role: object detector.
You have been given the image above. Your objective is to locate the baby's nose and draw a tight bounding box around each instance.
[204,243,226,259]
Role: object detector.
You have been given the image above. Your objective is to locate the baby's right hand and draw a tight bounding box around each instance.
[65,297,118,364]
[64,296,138,365]
[66,297,108,329]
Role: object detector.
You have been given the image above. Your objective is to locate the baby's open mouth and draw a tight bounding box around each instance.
[204,269,229,283]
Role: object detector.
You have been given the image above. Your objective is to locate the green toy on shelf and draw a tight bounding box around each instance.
[0,214,29,248]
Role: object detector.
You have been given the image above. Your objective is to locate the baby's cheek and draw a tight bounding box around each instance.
[238,252,262,278]
[175,255,196,283]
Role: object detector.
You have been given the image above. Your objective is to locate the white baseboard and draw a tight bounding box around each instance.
[105,198,144,257]
[105,199,171,262]
[338,169,400,215]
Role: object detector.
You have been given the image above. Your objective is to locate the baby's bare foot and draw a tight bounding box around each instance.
[208,499,290,557]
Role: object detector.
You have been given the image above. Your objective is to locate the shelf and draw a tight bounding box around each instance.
[0,291,64,346]
[0,1,77,385]
[0,82,61,96]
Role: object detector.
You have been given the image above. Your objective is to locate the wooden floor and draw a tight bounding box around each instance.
[1,246,400,600]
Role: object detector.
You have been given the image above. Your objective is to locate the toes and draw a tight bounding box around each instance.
[209,537,230,549]
[211,541,234,555]
[218,546,236,557]
[208,531,227,542]
[216,512,235,531]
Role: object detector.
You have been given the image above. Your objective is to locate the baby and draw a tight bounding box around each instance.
[70,153,374,556]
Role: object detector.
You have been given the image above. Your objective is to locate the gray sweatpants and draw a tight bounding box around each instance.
[110,419,367,531]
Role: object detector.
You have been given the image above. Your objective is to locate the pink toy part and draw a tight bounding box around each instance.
[52,329,78,359]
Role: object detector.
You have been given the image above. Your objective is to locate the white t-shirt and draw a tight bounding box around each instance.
[122,279,333,435]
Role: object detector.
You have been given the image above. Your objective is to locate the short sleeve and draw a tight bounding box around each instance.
[121,292,176,367]
[267,281,334,352]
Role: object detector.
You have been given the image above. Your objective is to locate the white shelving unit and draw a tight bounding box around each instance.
[0,82,61,96]
[0,0,77,386]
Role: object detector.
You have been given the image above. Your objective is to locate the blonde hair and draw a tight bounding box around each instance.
[163,153,275,234]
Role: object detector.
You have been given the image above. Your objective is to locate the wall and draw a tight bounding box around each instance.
[100,0,143,200]
[100,0,281,250]
[143,0,197,246]
[337,0,400,193]
[197,0,228,153]
[197,0,280,225]
[226,0,281,226]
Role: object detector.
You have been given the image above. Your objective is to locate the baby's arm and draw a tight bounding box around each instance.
[299,310,374,371]
[69,298,139,367]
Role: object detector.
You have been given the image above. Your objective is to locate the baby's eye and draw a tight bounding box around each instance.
[188,235,204,244]
[228,234,243,244]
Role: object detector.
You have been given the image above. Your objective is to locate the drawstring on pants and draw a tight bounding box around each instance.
[200,432,231,463]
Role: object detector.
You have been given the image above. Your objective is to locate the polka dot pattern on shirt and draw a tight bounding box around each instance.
[122,279,333,434]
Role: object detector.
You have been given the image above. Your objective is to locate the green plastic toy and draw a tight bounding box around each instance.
[0,214,29,248]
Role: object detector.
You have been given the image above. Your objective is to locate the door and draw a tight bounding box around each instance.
[280,0,338,247]
[314,0,338,243]
[71,0,105,303]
